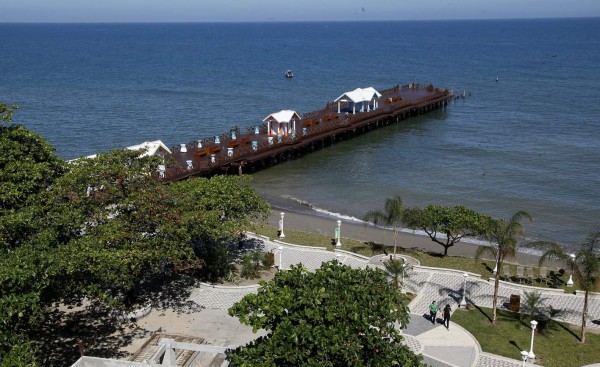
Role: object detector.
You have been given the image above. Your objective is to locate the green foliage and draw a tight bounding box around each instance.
[0,123,65,250]
[0,122,270,364]
[225,270,241,285]
[262,251,275,268]
[403,205,490,256]
[453,306,600,367]
[521,291,547,320]
[382,258,408,289]
[240,249,271,279]
[520,291,565,334]
[2,149,269,307]
[0,333,39,367]
[475,211,531,323]
[194,239,235,282]
[240,252,261,279]
[364,195,405,256]
[0,102,18,124]
[228,261,420,367]
[533,231,600,343]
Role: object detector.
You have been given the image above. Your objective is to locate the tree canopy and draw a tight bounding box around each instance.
[0,102,18,123]
[0,108,270,364]
[0,106,65,241]
[403,205,491,256]
[227,261,421,367]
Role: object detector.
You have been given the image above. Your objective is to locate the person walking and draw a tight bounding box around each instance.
[429,301,438,324]
[443,304,451,329]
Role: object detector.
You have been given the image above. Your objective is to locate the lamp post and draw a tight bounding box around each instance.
[521,351,529,367]
[567,253,575,287]
[278,246,283,269]
[460,273,468,307]
[278,212,285,238]
[336,220,342,247]
[528,320,537,359]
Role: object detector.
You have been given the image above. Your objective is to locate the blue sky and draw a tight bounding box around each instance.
[1,0,599,22]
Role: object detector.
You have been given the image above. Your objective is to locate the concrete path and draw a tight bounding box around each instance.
[187,233,600,366]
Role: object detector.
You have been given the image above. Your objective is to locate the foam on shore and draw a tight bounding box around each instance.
[267,197,548,262]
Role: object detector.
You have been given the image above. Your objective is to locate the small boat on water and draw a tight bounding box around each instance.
[285,70,294,78]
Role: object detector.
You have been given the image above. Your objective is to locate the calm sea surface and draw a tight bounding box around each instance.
[1,19,599,252]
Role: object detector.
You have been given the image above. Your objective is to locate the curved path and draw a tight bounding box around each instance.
[189,233,600,366]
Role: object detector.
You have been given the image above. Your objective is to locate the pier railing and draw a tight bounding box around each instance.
[161,85,451,181]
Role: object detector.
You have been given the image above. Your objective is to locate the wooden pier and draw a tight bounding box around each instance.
[160,83,452,182]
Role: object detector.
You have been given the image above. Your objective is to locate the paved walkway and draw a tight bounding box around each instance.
[189,233,600,367]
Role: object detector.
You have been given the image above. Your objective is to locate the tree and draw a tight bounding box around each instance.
[0,105,65,251]
[403,205,491,257]
[0,141,269,363]
[228,261,421,367]
[0,104,64,365]
[21,150,268,307]
[364,196,405,256]
[532,231,600,343]
[382,258,409,289]
[475,211,531,324]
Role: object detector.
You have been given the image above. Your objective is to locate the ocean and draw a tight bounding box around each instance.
[1,19,599,253]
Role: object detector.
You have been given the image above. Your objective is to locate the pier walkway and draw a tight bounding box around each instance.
[160,83,452,181]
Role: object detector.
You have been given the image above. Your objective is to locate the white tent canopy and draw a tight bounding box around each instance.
[263,110,300,136]
[334,87,382,114]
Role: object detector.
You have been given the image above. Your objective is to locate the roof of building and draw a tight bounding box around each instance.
[125,140,172,157]
[263,110,301,123]
[334,87,382,103]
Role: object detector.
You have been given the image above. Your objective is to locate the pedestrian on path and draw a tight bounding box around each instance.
[443,304,451,329]
[429,301,438,324]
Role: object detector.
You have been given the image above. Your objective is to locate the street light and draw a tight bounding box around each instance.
[279,212,285,238]
[567,253,575,287]
[528,320,538,359]
[521,351,529,367]
[278,246,283,269]
[336,220,342,247]
[460,273,468,307]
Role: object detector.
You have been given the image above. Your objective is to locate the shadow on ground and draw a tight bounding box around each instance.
[32,274,202,366]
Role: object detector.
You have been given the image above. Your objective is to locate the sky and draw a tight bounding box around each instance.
[1,0,599,23]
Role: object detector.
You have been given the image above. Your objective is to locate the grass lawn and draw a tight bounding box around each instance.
[452,306,600,367]
[249,224,575,290]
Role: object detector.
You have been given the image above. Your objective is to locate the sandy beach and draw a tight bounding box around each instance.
[264,209,546,267]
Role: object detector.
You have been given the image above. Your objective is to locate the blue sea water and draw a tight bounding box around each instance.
[1,19,599,252]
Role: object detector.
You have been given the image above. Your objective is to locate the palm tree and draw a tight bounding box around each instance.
[363,196,405,256]
[475,211,532,324]
[382,258,409,289]
[534,231,600,343]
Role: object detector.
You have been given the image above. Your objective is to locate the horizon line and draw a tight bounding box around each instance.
[1,15,599,25]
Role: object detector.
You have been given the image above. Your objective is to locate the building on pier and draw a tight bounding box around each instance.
[126,140,172,159]
[263,110,300,137]
[334,87,382,114]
